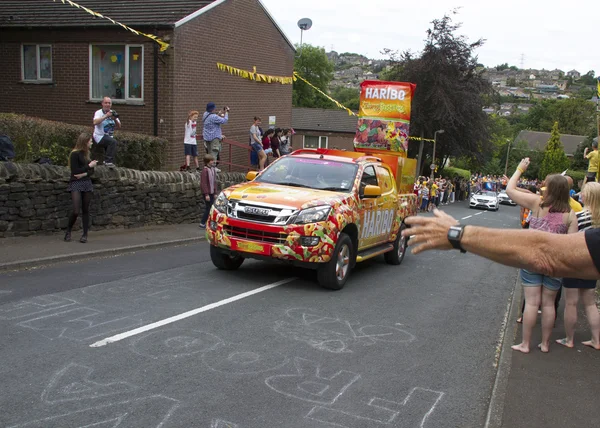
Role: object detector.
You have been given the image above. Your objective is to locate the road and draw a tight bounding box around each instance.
[0,202,522,428]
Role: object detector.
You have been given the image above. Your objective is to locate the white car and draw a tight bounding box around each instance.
[498,190,517,206]
[469,190,499,211]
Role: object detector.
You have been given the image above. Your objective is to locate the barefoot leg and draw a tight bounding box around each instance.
[513,286,541,353]
[561,288,579,347]
[540,287,558,352]
[582,289,600,349]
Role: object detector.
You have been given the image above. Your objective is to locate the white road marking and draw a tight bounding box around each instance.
[475,212,484,215]
[461,215,473,220]
[90,278,298,348]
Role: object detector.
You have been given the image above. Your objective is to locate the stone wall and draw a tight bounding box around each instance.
[0,163,246,237]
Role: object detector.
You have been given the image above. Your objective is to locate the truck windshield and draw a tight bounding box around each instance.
[255,157,359,192]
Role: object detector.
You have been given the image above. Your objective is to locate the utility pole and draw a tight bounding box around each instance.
[504,139,512,176]
[430,130,445,181]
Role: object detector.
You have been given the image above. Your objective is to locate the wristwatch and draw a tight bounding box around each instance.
[447,225,467,253]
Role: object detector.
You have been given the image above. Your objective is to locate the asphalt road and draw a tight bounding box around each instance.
[0,201,522,428]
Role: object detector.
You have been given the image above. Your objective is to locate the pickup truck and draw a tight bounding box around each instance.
[205,148,418,290]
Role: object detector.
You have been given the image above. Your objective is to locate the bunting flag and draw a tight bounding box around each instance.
[292,72,356,116]
[216,63,293,84]
[53,0,170,51]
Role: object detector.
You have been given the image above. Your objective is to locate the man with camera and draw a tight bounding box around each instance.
[92,96,120,167]
[202,102,229,163]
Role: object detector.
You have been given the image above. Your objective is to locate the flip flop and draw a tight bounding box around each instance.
[555,338,574,348]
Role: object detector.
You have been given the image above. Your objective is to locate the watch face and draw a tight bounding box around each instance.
[448,228,460,239]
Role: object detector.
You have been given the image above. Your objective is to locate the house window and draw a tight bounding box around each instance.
[90,44,143,101]
[303,135,328,149]
[22,44,52,81]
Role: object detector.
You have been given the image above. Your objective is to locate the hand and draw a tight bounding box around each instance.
[517,158,530,172]
[105,111,113,118]
[205,195,210,201]
[74,173,86,179]
[89,160,98,168]
[584,147,588,154]
[402,209,460,254]
[221,135,226,139]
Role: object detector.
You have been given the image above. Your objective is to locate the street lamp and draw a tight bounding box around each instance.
[430,129,445,180]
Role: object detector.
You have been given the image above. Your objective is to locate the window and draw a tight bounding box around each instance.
[303,135,328,149]
[376,166,394,193]
[90,44,143,101]
[22,44,52,81]
[361,166,379,187]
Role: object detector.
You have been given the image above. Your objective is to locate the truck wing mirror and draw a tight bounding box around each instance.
[246,171,258,181]
[362,185,382,198]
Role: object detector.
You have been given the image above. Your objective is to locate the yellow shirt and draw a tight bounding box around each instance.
[587,150,599,172]
[569,197,583,213]
[431,184,438,197]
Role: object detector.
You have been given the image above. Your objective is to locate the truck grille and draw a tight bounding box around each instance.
[227,200,298,225]
[224,225,287,244]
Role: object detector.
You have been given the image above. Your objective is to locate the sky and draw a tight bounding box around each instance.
[261,0,596,74]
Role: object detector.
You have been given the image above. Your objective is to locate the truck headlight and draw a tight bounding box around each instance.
[213,192,228,213]
[293,205,331,224]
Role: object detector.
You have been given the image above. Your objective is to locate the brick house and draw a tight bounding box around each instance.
[0,0,294,170]
[291,107,358,152]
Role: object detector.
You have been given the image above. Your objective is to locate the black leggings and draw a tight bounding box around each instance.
[68,191,92,235]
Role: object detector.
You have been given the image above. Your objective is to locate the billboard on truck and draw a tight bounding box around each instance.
[353,80,416,153]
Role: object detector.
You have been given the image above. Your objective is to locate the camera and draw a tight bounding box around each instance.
[223,106,230,112]
[110,110,119,119]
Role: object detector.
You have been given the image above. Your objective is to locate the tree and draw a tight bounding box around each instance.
[293,44,335,108]
[571,135,596,170]
[523,98,596,136]
[330,86,360,111]
[578,70,597,86]
[539,122,570,179]
[381,12,493,175]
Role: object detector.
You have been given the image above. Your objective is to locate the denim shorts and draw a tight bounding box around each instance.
[251,142,263,153]
[184,144,198,157]
[520,269,562,291]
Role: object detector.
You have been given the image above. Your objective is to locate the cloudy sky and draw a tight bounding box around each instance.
[261,0,596,74]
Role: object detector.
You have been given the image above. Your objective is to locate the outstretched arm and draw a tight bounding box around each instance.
[506,158,540,210]
[403,209,600,280]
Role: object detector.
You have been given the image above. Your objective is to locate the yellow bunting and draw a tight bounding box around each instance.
[53,0,169,51]
[293,72,356,116]
[216,63,293,84]
[408,136,436,142]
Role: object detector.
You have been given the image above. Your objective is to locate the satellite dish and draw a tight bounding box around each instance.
[297,18,313,31]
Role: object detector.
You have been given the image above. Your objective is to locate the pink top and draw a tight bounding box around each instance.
[529,211,568,234]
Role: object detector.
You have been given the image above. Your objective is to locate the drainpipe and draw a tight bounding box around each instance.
[153,41,159,136]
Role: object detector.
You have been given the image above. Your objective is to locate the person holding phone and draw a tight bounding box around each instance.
[92,97,120,167]
[65,133,97,243]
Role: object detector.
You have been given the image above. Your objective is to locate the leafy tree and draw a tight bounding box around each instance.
[381,12,492,175]
[330,86,360,111]
[577,70,597,86]
[539,122,570,178]
[293,44,335,108]
[495,63,509,71]
[523,98,596,136]
[571,135,595,170]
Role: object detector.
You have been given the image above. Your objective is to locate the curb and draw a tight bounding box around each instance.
[0,237,204,273]
[484,273,522,428]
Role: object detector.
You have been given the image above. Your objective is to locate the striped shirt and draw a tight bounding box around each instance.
[576,209,593,232]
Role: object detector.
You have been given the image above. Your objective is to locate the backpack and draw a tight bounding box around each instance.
[0,134,15,161]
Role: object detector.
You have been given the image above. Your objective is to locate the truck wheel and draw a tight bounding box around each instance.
[210,245,244,270]
[317,233,353,290]
[385,223,407,265]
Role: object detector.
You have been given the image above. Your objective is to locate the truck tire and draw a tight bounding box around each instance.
[210,245,244,270]
[385,223,407,265]
[317,233,353,290]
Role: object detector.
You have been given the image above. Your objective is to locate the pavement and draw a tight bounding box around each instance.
[1,213,599,427]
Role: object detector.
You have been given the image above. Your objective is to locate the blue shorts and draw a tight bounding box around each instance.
[520,269,562,291]
[251,142,263,153]
[184,144,198,157]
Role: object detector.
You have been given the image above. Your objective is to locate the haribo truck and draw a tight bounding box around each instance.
[205,147,418,290]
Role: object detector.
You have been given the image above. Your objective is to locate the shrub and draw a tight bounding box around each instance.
[442,167,471,180]
[0,113,167,170]
[566,170,586,191]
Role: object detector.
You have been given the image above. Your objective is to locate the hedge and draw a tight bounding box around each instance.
[441,167,471,180]
[565,170,586,191]
[0,113,167,170]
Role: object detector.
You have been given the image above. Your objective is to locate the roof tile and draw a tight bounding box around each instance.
[292,107,358,134]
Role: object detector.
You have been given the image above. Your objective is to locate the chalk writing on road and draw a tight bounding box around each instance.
[0,295,77,320]
[306,387,445,428]
[274,308,416,353]
[42,363,137,404]
[131,329,221,360]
